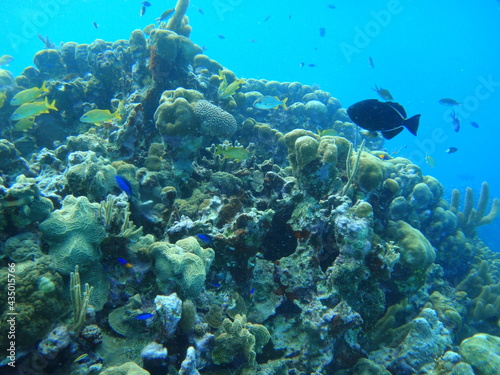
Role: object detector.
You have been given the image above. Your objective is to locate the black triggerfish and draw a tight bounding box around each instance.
[347,99,421,140]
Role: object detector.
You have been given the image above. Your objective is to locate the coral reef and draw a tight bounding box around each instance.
[1,8,500,375]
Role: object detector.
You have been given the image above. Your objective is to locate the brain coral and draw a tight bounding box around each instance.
[40,195,109,309]
[150,237,214,298]
[40,195,106,273]
[193,100,237,138]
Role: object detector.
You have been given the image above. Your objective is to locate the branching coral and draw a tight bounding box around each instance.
[450,181,499,237]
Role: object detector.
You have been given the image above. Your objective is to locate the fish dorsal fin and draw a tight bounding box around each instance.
[385,101,407,118]
[381,127,404,139]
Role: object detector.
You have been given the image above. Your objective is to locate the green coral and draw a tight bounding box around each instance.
[460,333,500,375]
[40,195,109,309]
[355,151,384,192]
[388,220,436,270]
[0,257,67,353]
[451,181,499,237]
[150,237,214,298]
[212,314,270,367]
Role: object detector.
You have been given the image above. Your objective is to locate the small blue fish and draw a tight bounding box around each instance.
[450,111,460,132]
[470,121,479,128]
[134,313,154,320]
[116,175,133,197]
[197,234,213,244]
[117,258,133,268]
[319,27,326,37]
[249,287,255,299]
[210,282,222,288]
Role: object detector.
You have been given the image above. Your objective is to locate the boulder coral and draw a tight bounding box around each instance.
[388,220,436,270]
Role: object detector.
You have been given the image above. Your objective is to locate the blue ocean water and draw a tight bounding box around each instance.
[1,0,499,248]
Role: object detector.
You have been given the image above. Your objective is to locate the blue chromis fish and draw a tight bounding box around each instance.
[0,55,14,66]
[249,287,255,299]
[10,81,49,106]
[155,8,175,22]
[368,56,374,68]
[115,175,133,197]
[450,111,460,132]
[215,145,250,161]
[253,96,288,110]
[134,313,154,320]
[470,121,479,128]
[446,147,458,154]
[197,234,213,244]
[372,85,393,101]
[10,97,57,121]
[80,108,121,124]
[438,98,460,106]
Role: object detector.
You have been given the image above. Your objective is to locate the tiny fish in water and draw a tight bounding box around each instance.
[10,81,49,106]
[134,313,154,320]
[140,4,147,17]
[372,84,393,101]
[253,96,288,110]
[368,56,374,68]
[327,4,336,9]
[197,234,213,244]
[318,128,338,137]
[215,145,250,161]
[73,354,88,363]
[299,62,305,67]
[249,287,255,299]
[218,34,225,39]
[10,97,57,121]
[116,175,133,197]
[450,111,460,132]
[117,257,133,268]
[80,108,121,124]
[0,55,14,66]
[155,8,175,22]
[210,282,222,288]
[198,8,204,15]
[377,154,391,160]
[425,155,436,168]
[446,147,458,154]
[319,27,326,37]
[142,1,151,6]
[293,229,310,241]
[264,15,271,22]
[93,22,99,29]
[347,99,420,140]
[308,63,316,67]
[438,98,460,106]
[470,121,479,128]
[14,117,36,132]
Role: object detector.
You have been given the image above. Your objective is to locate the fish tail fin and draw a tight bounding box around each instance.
[113,109,121,120]
[281,97,288,110]
[41,80,48,93]
[47,99,58,111]
[403,114,420,136]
